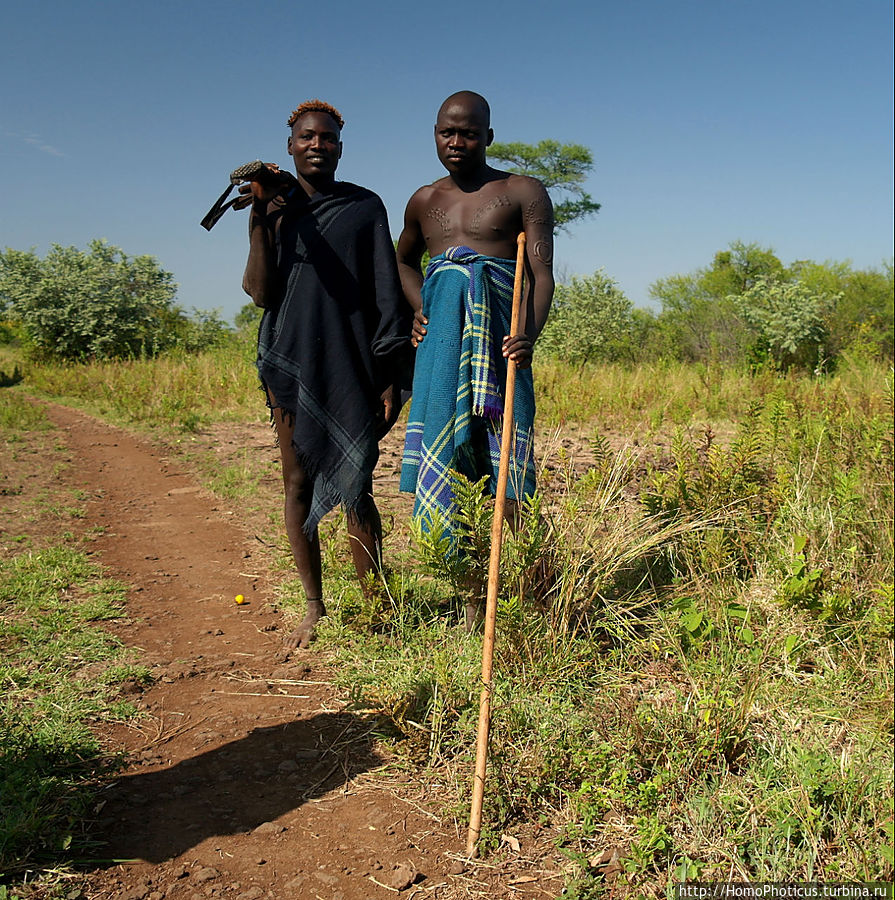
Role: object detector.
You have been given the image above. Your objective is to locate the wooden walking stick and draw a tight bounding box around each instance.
[466,232,527,857]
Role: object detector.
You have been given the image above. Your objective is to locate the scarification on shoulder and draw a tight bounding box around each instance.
[524,197,551,227]
[469,194,512,238]
[426,206,453,235]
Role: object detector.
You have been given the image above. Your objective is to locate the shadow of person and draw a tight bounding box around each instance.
[88,711,382,865]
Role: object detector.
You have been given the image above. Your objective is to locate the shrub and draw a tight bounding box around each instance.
[733,277,837,371]
[0,240,217,361]
[538,270,640,364]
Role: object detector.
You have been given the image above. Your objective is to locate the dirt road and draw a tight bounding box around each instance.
[22,403,560,900]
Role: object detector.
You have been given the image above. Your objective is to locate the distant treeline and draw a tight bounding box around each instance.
[1,239,892,371]
[540,241,893,371]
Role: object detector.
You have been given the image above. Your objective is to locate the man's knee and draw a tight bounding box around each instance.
[282,460,312,503]
[345,486,379,531]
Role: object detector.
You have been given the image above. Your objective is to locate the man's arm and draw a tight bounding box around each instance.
[503,177,555,368]
[241,172,292,307]
[395,189,429,347]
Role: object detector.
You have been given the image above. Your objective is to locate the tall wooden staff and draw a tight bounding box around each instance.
[466,232,527,857]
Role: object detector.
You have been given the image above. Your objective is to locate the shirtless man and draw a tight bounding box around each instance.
[397,91,555,625]
[242,100,410,649]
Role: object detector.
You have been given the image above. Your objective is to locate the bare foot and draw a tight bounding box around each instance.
[283,599,326,650]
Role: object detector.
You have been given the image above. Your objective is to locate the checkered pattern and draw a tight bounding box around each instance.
[400,248,536,541]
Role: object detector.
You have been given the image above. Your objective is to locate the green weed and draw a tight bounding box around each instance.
[0,547,143,879]
[0,390,49,432]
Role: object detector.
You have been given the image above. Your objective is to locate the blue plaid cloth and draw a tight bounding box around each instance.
[400,247,536,539]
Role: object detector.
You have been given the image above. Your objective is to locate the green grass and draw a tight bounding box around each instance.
[0,546,149,882]
[320,355,894,889]
[15,332,263,432]
[1,386,149,893]
[0,390,50,433]
[2,338,893,894]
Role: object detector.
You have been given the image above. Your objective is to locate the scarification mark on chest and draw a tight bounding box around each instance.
[426,206,453,236]
[469,194,512,238]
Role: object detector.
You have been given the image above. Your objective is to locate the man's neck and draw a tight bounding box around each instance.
[296,173,337,198]
[448,164,500,193]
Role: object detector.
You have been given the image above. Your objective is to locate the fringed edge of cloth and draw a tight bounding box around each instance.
[262,381,376,537]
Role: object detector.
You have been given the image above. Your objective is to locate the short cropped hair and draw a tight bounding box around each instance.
[438,91,490,128]
[287,99,344,130]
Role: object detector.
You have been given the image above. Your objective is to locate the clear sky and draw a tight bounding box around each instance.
[2,0,892,323]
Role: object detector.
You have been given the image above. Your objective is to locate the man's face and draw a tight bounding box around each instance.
[434,102,492,176]
[288,111,342,179]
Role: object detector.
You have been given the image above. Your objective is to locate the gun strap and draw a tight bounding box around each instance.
[200,183,239,231]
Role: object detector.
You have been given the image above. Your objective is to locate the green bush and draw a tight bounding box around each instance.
[0,240,230,361]
[648,243,894,367]
[538,270,642,364]
[733,277,837,371]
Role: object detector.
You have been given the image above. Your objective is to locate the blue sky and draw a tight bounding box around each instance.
[2,0,892,323]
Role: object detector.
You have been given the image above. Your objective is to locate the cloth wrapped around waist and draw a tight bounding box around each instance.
[400,246,536,539]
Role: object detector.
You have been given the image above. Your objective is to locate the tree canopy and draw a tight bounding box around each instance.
[489,140,600,232]
[531,242,892,371]
[647,242,892,369]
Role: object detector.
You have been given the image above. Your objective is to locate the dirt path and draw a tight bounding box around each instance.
[33,403,561,900]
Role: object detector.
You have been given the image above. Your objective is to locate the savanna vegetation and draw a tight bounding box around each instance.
[1,237,892,897]
[0,241,230,362]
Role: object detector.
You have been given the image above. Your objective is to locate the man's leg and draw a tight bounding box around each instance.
[462,500,519,632]
[346,492,384,594]
[269,398,326,650]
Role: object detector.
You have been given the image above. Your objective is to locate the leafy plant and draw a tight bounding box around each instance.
[733,276,837,371]
[641,422,782,579]
[0,240,230,361]
[409,472,495,605]
[537,270,639,364]
[778,535,824,610]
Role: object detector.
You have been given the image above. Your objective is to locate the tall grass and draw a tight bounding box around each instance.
[327,354,894,888]
[10,332,892,442]
[4,339,893,892]
[20,332,262,431]
[535,354,893,438]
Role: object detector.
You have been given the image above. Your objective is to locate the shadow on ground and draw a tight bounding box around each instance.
[90,711,383,864]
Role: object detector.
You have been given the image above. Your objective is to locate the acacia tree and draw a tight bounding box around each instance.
[488,140,600,232]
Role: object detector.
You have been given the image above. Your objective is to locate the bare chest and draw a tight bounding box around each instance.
[420,187,521,254]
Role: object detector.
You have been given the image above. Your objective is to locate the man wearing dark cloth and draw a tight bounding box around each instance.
[397,90,555,628]
[242,99,411,650]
